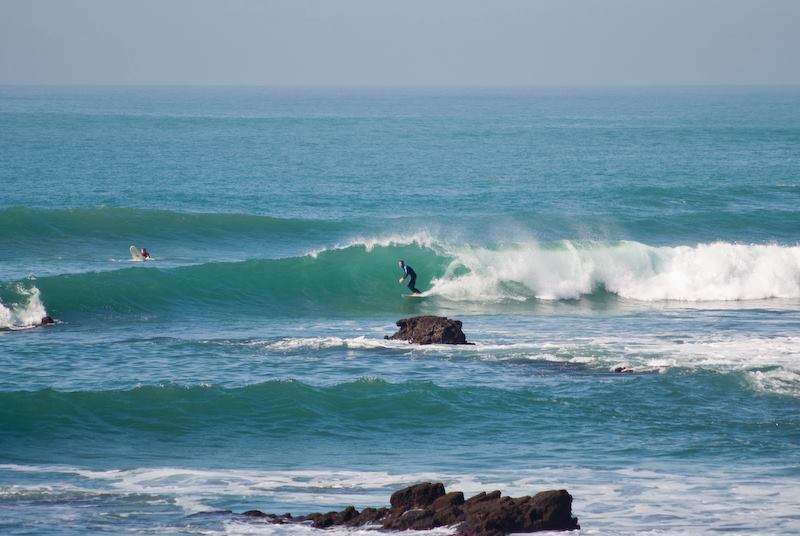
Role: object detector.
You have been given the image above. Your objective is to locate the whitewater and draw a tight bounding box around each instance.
[2,86,799,535]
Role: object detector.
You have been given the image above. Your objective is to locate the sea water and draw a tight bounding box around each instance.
[1,86,799,535]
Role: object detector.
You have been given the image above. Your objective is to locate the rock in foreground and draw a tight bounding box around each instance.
[385,316,472,345]
[239,482,579,535]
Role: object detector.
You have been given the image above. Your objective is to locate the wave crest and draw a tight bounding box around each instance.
[428,240,800,302]
[0,285,47,328]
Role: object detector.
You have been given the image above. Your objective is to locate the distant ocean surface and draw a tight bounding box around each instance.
[1,86,799,535]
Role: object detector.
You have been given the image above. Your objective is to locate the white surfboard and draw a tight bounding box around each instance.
[130,245,144,261]
[7,324,38,331]
[403,293,427,299]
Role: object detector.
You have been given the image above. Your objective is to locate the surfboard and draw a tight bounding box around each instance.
[403,293,426,299]
[7,324,38,331]
[130,245,144,261]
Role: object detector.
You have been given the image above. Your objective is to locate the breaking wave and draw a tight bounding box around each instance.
[429,240,800,302]
[0,284,47,329]
[7,237,800,319]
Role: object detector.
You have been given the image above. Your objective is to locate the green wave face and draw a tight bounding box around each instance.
[19,244,448,319]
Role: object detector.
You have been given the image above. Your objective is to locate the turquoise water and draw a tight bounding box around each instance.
[1,86,799,535]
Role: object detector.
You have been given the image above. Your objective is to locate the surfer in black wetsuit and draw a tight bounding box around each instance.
[398,260,421,294]
[141,248,150,260]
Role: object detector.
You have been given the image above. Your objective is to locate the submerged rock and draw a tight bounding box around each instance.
[385,316,472,345]
[235,482,579,535]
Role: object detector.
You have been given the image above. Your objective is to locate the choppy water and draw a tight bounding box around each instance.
[1,86,799,535]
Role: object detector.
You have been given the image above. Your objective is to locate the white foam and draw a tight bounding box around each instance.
[0,284,47,328]
[426,240,800,302]
[218,521,455,536]
[3,464,799,535]
[0,464,448,512]
[259,336,407,351]
[243,332,800,396]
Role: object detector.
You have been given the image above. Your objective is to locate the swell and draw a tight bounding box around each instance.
[2,378,796,453]
[0,206,340,243]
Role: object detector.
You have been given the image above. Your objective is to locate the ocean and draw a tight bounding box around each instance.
[1,86,799,535]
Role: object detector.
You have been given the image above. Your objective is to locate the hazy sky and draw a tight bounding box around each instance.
[1,0,798,85]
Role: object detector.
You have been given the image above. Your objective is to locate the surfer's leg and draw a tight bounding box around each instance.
[408,275,420,294]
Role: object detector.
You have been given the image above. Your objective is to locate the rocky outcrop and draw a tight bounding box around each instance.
[385,316,472,345]
[235,482,579,534]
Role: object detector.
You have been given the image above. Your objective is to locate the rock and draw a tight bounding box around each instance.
[432,491,465,510]
[185,509,233,518]
[235,482,579,535]
[460,489,578,536]
[346,507,388,526]
[390,482,445,509]
[385,316,472,345]
[465,490,501,505]
[242,510,276,519]
[613,366,634,373]
[382,507,437,531]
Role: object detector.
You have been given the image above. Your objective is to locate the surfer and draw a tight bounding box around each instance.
[398,260,421,294]
[141,248,150,260]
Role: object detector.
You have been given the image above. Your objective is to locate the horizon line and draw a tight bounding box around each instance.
[2,82,800,89]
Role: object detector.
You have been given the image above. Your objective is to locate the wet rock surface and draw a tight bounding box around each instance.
[234,482,579,535]
[385,316,472,345]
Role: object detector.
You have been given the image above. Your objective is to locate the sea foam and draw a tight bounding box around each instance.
[0,285,47,328]
[427,240,800,302]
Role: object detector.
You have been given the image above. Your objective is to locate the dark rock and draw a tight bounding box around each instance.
[385,316,472,345]
[242,510,275,518]
[305,506,361,528]
[461,489,579,536]
[338,505,359,523]
[382,507,437,531]
[432,491,464,510]
[465,490,501,505]
[236,482,578,535]
[613,366,634,374]
[185,509,233,518]
[433,504,464,526]
[390,482,445,509]
[347,507,388,526]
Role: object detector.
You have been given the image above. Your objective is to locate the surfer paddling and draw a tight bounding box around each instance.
[398,260,421,294]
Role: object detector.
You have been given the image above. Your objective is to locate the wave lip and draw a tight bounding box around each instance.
[0,284,47,329]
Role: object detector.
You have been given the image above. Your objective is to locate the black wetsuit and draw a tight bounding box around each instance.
[403,264,421,294]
